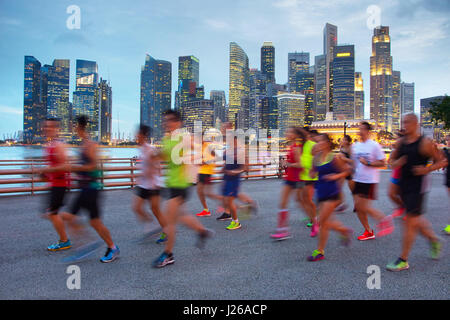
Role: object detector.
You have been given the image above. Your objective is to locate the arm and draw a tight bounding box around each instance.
[413,138,447,175]
[39,143,70,173]
[71,142,98,172]
[360,143,386,168]
[324,156,351,181]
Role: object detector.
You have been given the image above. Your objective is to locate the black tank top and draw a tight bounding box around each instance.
[398,136,429,193]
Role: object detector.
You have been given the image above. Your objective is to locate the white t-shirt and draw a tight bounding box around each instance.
[351,139,385,184]
[137,143,164,189]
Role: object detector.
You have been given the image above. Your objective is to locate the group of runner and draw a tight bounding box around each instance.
[37,111,449,271]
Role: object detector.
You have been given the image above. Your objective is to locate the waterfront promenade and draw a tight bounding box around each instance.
[0,171,448,300]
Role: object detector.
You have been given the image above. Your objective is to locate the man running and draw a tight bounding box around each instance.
[37,118,71,251]
[388,131,406,218]
[132,124,167,244]
[352,121,393,240]
[152,110,212,268]
[387,113,445,271]
[64,115,119,263]
[443,135,450,235]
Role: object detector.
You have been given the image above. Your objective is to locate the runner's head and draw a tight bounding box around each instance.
[44,118,60,139]
[309,130,320,142]
[163,110,182,133]
[136,124,151,145]
[285,126,304,142]
[317,133,335,153]
[341,134,352,147]
[402,113,419,136]
[75,115,89,139]
[358,121,372,141]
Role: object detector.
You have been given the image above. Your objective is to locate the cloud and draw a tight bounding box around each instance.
[0,105,22,115]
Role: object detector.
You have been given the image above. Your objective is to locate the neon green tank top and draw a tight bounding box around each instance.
[300,140,318,181]
[162,134,190,189]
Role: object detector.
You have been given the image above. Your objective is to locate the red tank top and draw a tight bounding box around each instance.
[45,142,70,187]
[285,142,302,182]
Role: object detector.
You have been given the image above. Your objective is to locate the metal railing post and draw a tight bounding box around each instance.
[31,159,34,196]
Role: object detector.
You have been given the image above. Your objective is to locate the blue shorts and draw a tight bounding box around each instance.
[222,179,240,198]
[391,177,400,185]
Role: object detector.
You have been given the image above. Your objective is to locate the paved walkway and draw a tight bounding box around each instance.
[0,171,448,299]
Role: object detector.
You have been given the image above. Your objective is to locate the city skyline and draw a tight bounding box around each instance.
[1,0,450,137]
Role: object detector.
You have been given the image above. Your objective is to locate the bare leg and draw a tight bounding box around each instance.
[49,214,69,242]
[163,196,183,254]
[400,215,419,260]
[317,200,340,252]
[150,195,166,228]
[196,182,208,210]
[89,218,114,248]
[389,183,403,208]
[132,196,152,223]
[354,196,372,232]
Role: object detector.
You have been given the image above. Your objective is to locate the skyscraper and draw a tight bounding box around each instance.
[400,82,415,116]
[73,59,99,140]
[354,72,364,120]
[181,99,214,132]
[370,26,393,132]
[324,23,338,113]
[98,78,112,144]
[261,42,275,83]
[210,90,227,125]
[314,54,327,121]
[229,42,250,127]
[294,72,315,125]
[392,70,401,132]
[23,56,45,144]
[249,69,267,130]
[277,93,305,137]
[420,96,446,140]
[288,52,309,92]
[332,44,355,120]
[140,54,172,140]
[176,55,200,110]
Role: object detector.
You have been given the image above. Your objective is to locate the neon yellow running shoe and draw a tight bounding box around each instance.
[386,258,409,271]
[226,221,241,230]
[430,239,442,260]
[444,225,450,235]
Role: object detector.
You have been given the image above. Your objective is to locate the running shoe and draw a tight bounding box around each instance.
[306,221,313,228]
[310,223,319,237]
[444,225,450,235]
[216,206,225,215]
[156,232,167,244]
[391,207,406,218]
[196,228,214,249]
[430,239,442,260]
[270,231,292,241]
[386,258,409,271]
[357,230,375,241]
[152,252,175,268]
[376,216,394,237]
[196,209,211,217]
[47,239,72,251]
[100,246,120,263]
[226,221,241,230]
[307,249,324,262]
[340,228,353,247]
[217,212,232,221]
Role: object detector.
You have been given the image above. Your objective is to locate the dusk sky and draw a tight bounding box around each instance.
[0,0,449,138]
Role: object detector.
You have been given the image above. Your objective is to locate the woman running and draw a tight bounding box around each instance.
[271,127,303,240]
[307,133,353,262]
[335,134,354,213]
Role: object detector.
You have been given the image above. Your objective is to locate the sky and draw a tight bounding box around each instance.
[0,0,449,138]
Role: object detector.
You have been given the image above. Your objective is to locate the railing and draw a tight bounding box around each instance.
[0,158,283,196]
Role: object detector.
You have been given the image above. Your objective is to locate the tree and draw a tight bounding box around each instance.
[429,95,450,129]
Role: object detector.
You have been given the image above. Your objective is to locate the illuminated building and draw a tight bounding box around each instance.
[140,54,172,140]
[391,71,401,132]
[180,99,214,132]
[324,23,337,114]
[98,78,112,144]
[354,72,364,120]
[294,72,314,125]
[175,55,200,111]
[261,42,275,83]
[400,82,415,116]
[314,54,327,121]
[420,96,446,141]
[332,45,355,120]
[370,26,393,132]
[310,119,378,144]
[229,42,250,127]
[210,90,227,125]
[249,69,267,131]
[277,93,305,137]
[288,52,309,92]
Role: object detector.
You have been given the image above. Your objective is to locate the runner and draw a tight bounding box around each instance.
[307,133,353,262]
[443,135,450,235]
[63,115,119,263]
[352,121,394,240]
[387,114,445,271]
[37,118,71,251]
[195,137,222,217]
[152,110,213,268]
[298,127,319,237]
[388,130,406,218]
[132,124,167,244]
[270,127,303,240]
[335,134,354,213]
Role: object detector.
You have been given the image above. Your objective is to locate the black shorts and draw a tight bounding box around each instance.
[352,182,377,200]
[318,193,340,203]
[401,192,425,216]
[284,180,300,188]
[47,187,67,214]
[69,188,101,220]
[168,187,190,201]
[298,180,316,188]
[198,174,212,185]
[135,186,160,199]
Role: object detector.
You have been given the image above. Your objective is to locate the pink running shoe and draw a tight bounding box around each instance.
[310,223,319,237]
[270,231,292,241]
[391,207,405,218]
[376,216,394,237]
